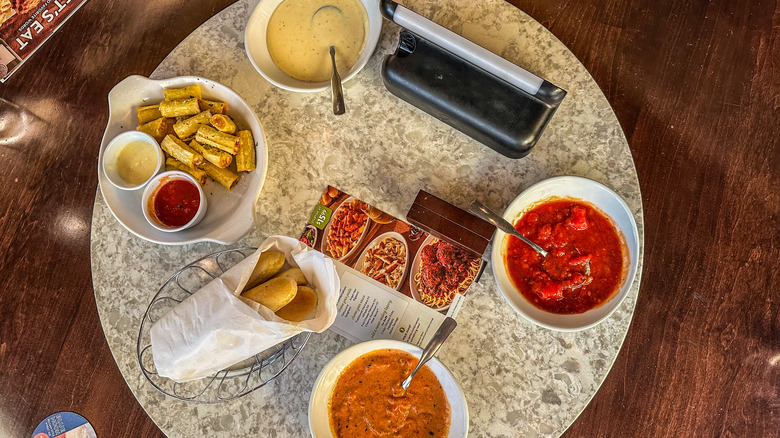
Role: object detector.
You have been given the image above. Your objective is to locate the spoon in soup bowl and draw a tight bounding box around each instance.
[394,316,458,396]
[329,46,346,115]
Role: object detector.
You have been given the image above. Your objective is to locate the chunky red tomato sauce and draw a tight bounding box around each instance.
[504,198,626,314]
[152,179,200,227]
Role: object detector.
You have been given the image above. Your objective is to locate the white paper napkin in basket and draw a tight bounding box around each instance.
[150,236,339,382]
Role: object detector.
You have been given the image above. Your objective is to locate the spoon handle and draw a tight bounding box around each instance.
[469,201,548,257]
[401,317,457,391]
[329,47,345,115]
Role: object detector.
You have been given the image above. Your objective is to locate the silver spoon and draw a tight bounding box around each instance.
[400,317,457,392]
[312,5,341,17]
[329,46,345,115]
[470,201,592,278]
[469,200,548,257]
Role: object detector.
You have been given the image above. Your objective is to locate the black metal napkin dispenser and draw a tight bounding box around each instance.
[380,0,566,158]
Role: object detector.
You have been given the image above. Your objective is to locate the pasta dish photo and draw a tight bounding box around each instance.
[359,236,407,289]
[413,238,481,309]
[325,198,369,259]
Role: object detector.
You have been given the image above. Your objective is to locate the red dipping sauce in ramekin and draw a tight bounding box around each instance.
[142,171,206,232]
[152,178,201,227]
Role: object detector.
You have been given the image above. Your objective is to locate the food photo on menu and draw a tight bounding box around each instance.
[0,0,88,81]
[9,0,650,436]
[302,186,489,313]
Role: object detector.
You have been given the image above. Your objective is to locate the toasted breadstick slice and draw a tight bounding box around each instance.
[159,98,200,118]
[210,114,237,134]
[137,105,162,124]
[235,130,256,172]
[165,157,207,185]
[163,85,202,101]
[195,125,239,154]
[160,135,204,169]
[189,139,232,168]
[173,110,212,139]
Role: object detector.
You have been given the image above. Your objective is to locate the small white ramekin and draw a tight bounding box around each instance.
[102,131,164,191]
[141,171,208,232]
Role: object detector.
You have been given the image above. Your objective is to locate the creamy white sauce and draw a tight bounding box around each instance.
[116,140,157,185]
[267,0,368,82]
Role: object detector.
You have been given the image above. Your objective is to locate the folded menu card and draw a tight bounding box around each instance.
[0,0,88,82]
[300,186,492,347]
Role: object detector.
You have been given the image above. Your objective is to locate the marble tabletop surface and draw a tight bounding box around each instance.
[90,0,644,436]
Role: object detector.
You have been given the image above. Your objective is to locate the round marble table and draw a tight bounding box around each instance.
[90,0,644,436]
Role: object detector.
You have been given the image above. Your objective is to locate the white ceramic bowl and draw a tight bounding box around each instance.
[309,339,469,438]
[245,0,382,92]
[491,176,640,331]
[97,75,268,245]
[102,131,164,191]
[141,171,208,232]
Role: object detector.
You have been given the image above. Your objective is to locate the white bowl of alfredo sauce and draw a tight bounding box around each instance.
[245,0,382,92]
[102,131,164,191]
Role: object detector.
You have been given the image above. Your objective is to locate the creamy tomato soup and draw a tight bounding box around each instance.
[328,348,451,437]
[267,0,368,82]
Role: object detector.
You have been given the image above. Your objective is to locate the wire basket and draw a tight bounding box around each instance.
[136,247,311,404]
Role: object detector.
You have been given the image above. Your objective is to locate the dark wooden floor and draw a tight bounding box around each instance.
[0,0,776,436]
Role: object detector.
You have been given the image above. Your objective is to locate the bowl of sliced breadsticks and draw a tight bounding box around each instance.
[98,75,268,245]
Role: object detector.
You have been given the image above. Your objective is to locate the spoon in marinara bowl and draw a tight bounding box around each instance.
[469,201,591,278]
[470,201,548,257]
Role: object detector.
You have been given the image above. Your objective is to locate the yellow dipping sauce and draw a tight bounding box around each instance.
[116,140,158,185]
[267,0,368,82]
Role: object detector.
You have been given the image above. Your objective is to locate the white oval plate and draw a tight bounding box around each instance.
[97,75,268,245]
[354,231,409,291]
[309,339,469,438]
[491,176,640,331]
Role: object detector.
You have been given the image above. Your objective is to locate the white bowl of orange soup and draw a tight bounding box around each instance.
[245,0,382,92]
[309,339,468,437]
